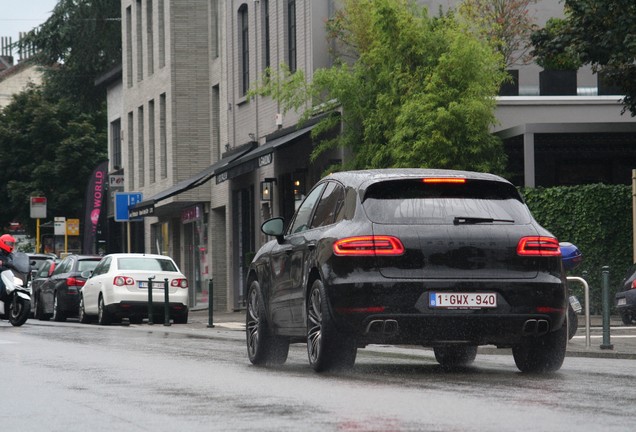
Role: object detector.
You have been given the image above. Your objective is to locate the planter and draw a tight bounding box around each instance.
[499,69,519,96]
[597,72,624,95]
[539,70,577,96]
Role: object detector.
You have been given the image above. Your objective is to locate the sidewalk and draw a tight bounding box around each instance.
[186,308,636,359]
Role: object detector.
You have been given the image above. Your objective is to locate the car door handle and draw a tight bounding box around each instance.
[307,242,317,251]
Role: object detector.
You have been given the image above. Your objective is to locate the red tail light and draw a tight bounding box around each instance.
[631,280,636,290]
[66,277,85,287]
[333,236,405,256]
[113,276,135,286]
[336,306,386,314]
[170,278,188,289]
[517,236,561,256]
[536,306,566,313]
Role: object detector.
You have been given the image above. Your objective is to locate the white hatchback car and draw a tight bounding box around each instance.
[79,253,189,325]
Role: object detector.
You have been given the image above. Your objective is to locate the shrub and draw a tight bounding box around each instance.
[521,184,632,313]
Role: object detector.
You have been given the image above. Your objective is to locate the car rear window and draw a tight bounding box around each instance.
[78,260,100,272]
[362,179,532,225]
[117,257,178,272]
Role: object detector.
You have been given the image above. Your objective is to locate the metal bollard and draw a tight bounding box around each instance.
[600,266,613,350]
[207,278,215,328]
[163,278,171,326]
[567,276,591,348]
[147,276,155,325]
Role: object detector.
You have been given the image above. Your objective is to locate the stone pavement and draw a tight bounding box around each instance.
[184,308,636,360]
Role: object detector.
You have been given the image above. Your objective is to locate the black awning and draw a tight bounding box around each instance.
[214,123,317,182]
[130,144,256,215]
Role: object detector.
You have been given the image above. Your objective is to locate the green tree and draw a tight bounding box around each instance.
[540,0,636,114]
[458,0,538,69]
[253,0,507,173]
[0,86,107,235]
[530,17,582,71]
[20,0,121,111]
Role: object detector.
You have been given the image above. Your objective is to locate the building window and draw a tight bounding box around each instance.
[211,85,220,161]
[239,4,249,96]
[287,0,296,73]
[158,0,165,68]
[160,93,167,179]
[211,0,219,59]
[147,0,154,75]
[138,105,145,187]
[127,111,134,189]
[126,6,133,87]
[110,119,122,170]
[262,0,270,72]
[136,0,143,81]
[148,99,156,183]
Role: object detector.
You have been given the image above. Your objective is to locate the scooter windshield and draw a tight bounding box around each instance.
[7,252,31,275]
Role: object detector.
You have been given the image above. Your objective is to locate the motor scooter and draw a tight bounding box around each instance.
[560,242,583,340]
[0,251,32,326]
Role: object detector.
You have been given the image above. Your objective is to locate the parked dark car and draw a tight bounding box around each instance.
[616,263,636,325]
[32,258,59,320]
[37,254,102,321]
[246,169,568,373]
[26,253,57,283]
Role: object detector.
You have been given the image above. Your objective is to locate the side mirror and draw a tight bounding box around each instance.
[261,217,285,244]
[80,270,93,279]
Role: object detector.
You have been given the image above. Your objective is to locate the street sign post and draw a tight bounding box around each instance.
[114,192,143,222]
[30,197,47,253]
[114,192,143,253]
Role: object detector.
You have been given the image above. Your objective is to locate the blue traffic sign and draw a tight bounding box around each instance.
[114,192,143,222]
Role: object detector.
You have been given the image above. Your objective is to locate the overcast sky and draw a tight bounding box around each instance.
[0,0,58,47]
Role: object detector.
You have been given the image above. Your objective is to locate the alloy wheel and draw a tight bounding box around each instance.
[246,288,260,358]
[307,287,322,364]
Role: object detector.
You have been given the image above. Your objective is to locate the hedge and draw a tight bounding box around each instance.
[520,184,633,314]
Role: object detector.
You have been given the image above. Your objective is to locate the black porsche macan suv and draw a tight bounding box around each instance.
[246,169,568,373]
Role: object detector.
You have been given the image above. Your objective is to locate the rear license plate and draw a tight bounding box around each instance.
[429,292,497,309]
[138,281,148,289]
[618,298,627,306]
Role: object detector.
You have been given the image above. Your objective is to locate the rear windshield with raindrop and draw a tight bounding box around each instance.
[362,179,532,225]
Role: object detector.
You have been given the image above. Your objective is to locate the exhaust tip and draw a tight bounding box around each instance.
[522,319,550,336]
[365,319,399,336]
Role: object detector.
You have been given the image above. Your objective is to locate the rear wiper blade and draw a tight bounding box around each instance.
[453,217,515,225]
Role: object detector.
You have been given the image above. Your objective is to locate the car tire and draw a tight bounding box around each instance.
[620,312,633,325]
[567,304,578,340]
[173,311,188,324]
[306,279,357,372]
[129,315,143,325]
[433,345,478,368]
[97,295,112,325]
[34,294,50,321]
[512,325,567,373]
[78,296,91,324]
[52,293,66,322]
[246,280,289,366]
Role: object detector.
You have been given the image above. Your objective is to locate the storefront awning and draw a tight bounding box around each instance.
[129,144,255,217]
[215,123,318,182]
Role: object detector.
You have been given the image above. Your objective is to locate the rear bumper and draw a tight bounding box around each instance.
[346,313,563,347]
[325,278,567,347]
[616,289,636,313]
[104,301,188,319]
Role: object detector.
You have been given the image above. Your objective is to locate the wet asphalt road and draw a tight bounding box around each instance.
[0,319,634,432]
